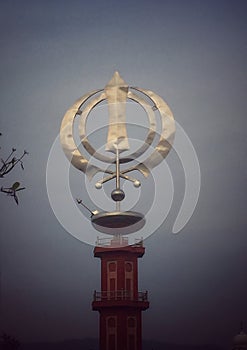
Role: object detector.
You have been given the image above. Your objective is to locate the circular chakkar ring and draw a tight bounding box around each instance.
[60,87,175,181]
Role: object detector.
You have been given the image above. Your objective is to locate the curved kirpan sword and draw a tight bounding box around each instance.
[60,72,175,187]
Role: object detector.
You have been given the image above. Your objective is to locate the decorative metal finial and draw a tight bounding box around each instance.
[60,72,175,233]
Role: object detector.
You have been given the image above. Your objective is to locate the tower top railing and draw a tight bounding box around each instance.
[95,236,143,247]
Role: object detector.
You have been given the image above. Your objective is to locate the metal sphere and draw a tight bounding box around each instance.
[133,180,141,188]
[111,189,125,202]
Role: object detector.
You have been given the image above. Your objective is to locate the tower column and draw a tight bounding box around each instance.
[92,237,149,350]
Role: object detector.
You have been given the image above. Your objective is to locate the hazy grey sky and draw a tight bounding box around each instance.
[0,0,246,348]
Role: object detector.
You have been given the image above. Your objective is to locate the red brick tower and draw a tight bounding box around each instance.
[92,236,149,350]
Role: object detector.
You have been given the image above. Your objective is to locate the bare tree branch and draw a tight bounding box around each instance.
[0,133,28,204]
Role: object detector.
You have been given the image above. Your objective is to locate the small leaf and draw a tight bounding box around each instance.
[12,182,20,190]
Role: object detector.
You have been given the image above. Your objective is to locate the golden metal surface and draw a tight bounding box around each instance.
[60,89,104,179]
[91,211,145,233]
[60,72,175,231]
[105,71,129,153]
[131,87,175,177]
[60,72,175,180]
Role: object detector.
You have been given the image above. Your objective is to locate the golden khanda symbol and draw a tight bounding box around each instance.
[60,72,175,233]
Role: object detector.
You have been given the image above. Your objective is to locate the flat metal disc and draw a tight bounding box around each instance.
[91,211,145,233]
